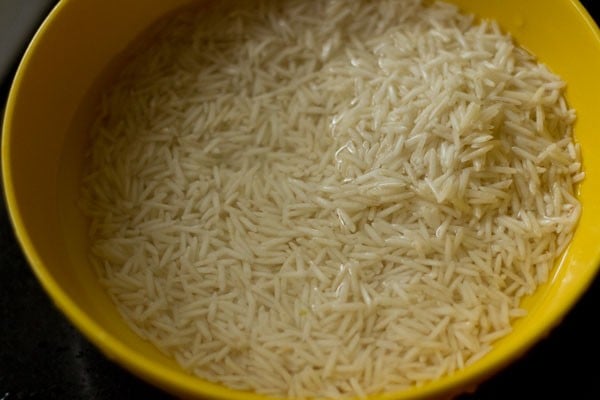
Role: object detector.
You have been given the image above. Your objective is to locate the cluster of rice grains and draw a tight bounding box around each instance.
[81,0,583,398]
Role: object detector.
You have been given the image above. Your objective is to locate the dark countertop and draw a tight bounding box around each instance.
[1,1,599,399]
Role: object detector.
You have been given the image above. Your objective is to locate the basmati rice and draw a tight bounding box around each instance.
[80,0,582,398]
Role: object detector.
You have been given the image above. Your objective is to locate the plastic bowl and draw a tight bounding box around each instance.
[3,0,600,399]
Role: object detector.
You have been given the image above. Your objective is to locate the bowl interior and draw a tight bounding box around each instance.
[3,0,600,399]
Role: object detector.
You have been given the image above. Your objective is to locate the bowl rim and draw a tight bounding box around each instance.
[2,0,600,399]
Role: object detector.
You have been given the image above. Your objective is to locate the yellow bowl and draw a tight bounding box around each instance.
[3,0,600,399]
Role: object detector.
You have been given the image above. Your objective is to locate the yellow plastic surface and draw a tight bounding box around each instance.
[2,0,600,399]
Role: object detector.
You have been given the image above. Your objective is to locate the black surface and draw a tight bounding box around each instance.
[0,0,56,84]
[1,1,599,399]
